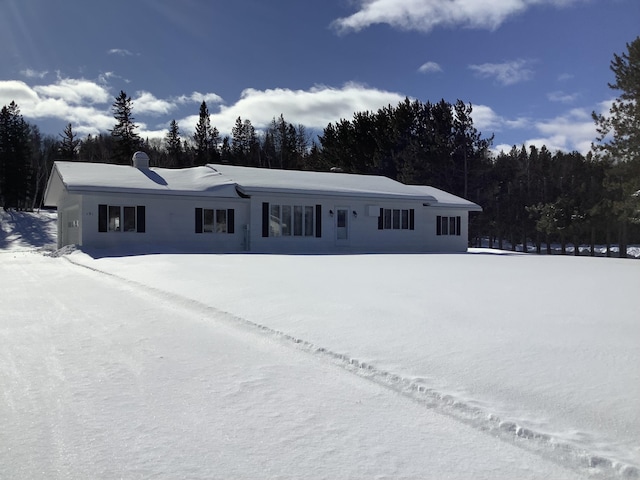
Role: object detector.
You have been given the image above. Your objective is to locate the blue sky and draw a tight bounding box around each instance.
[1,0,638,155]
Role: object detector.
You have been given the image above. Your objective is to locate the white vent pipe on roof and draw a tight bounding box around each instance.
[132,151,150,168]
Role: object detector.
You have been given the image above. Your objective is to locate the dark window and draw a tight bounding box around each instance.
[436,215,461,236]
[380,208,415,230]
[99,204,144,233]
[137,206,146,233]
[108,206,121,231]
[195,207,203,233]
[315,205,322,238]
[195,208,235,234]
[123,206,136,232]
[267,203,315,238]
[98,204,108,232]
[228,209,235,234]
[304,206,314,236]
[262,202,269,237]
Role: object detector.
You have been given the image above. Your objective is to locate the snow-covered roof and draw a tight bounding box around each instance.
[405,185,483,211]
[209,164,441,201]
[44,162,238,206]
[43,161,481,211]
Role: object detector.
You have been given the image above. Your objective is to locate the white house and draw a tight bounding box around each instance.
[43,153,481,254]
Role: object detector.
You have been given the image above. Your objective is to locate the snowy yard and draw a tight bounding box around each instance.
[1,210,639,479]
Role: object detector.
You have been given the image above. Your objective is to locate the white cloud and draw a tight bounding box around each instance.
[175,91,224,105]
[468,104,503,132]
[0,73,602,155]
[108,49,134,56]
[418,61,442,74]
[4,74,405,144]
[469,59,534,86]
[21,69,48,79]
[557,73,574,82]
[547,90,579,103]
[178,83,406,137]
[332,0,585,34]
[34,78,110,105]
[0,80,40,107]
[535,108,594,142]
[513,108,597,154]
[132,91,176,116]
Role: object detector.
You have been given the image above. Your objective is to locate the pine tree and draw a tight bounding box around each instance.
[593,36,640,163]
[165,119,183,167]
[110,90,141,164]
[58,123,80,161]
[193,101,219,165]
[0,102,32,209]
[592,36,640,257]
[231,116,258,165]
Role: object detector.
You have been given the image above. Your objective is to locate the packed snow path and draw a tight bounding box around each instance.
[1,251,597,480]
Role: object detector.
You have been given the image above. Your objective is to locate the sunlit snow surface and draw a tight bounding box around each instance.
[1,210,639,479]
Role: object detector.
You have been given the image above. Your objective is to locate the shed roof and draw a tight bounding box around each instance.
[43,161,481,211]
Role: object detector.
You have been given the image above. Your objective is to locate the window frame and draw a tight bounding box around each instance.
[266,202,316,238]
[195,208,235,234]
[99,204,145,233]
[378,208,415,231]
[436,215,461,236]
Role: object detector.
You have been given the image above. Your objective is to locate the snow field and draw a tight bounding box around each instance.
[65,249,640,479]
[1,209,639,478]
[1,251,592,480]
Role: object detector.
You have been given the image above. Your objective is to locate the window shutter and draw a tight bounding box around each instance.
[378,208,383,230]
[436,216,442,236]
[456,216,461,236]
[228,209,235,234]
[136,206,146,233]
[315,205,322,238]
[409,209,415,230]
[98,204,107,232]
[262,202,269,237]
[195,208,203,233]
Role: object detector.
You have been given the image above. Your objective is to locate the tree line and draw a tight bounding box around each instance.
[1,37,638,256]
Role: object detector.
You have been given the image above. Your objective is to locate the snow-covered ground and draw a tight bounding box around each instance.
[1,209,639,479]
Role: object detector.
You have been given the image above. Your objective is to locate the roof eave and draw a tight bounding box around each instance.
[238,186,439,202]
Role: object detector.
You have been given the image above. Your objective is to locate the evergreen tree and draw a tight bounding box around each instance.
[220,136,231,164]
[165,119,183,167]
[58,123,80,161]
[30,127,57,209]
[231,116,251,165]
[0,101,32,209]
[110,90,141,164]
[593,36,640,163]
[193,101,219,165]
[592,36,640,257]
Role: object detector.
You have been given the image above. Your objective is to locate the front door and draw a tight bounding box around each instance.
[336,207,349,242]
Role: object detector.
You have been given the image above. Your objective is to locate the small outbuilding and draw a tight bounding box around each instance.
[43,153,481,253]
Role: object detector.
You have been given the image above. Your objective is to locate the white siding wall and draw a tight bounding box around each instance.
[57,194,82,248]
[423,208,470,252]
[247,194,471,254]
[56,191,471,253]
[76,193,249,252]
